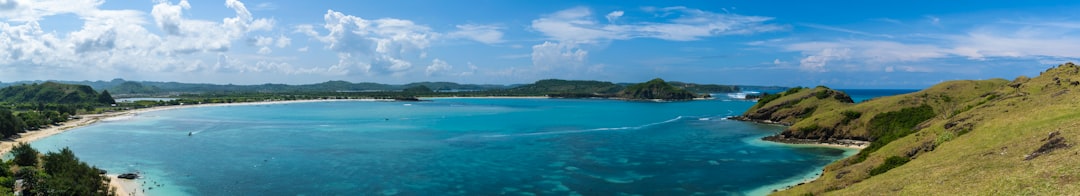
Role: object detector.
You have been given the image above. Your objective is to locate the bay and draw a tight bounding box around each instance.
[34,98,853,195]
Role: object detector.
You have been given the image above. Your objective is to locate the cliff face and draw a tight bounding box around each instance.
[764,62,1080,195]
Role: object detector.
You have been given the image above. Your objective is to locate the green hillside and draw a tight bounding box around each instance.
[616,78,698,100]
[507,79,624,96]
[0,82,112,105]
[750,63,1080,195]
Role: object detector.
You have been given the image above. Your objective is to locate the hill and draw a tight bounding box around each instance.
[667,81,740,93]
[732,86,854,126]
[616,78,699,100]
[0,82,112,105]
[750,62,1080,195]
[507,79,624,97]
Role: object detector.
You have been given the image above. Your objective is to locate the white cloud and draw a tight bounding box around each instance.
[150,0,275,54]
[605,10,623,23]
[460,62,478,76]
[253,35,274,46]
[257,47,271,55]
[797,48,849,72]
[531,41,588,72]
[252,2,277,11]
[0,0,102,22]
[275,34,290,48]
[531,6,784,42]
[0,0,312,81]
[780,19,1080,73]
[448,24,503,44]
[297,46,309,52]
[425,58,452,76]
[303,10,437,76]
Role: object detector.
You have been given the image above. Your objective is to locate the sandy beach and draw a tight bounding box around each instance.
[0,99,356,195]
[110,175,145,196]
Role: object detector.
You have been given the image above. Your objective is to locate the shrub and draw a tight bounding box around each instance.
[815,90,830,99]
[852,105,935,163]
[755,93,782,107]
[869,156,910,176]
[840,110,861,125]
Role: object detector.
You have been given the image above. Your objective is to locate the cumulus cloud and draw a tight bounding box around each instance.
[0,0,310,81]
[299,11,506,77]
[425,58,452,76]
[532,6,784,42]
[531,41,588,72]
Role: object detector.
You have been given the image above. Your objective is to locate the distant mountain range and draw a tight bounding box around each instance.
[0,79,782,97]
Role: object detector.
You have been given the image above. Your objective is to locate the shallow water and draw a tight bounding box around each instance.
[35,98,853,195]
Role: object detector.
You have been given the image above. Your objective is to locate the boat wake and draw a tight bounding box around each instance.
[447,116,687,142]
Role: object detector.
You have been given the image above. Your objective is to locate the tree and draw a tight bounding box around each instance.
[98,90,116,105]
[0,109,26,138]
[40,147,113,196]
[403,85,434,94]
[11,143,38,167]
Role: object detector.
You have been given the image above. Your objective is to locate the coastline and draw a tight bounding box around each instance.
[0,98,362,195]
[110,175,145,196]
[732,116,868,195]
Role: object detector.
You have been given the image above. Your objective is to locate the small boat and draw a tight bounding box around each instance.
[118,173,139,179]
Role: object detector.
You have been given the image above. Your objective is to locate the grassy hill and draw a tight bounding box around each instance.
[509,79,623,94]
[733,86,854,126]
[616,78,698,100]
[754,63,1080,195]
[0,82,111,105]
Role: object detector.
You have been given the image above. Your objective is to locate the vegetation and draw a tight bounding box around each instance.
[402,85,433,94]
[508,79,623,96]
[868,156,910,176]
[737,86,853,126]
[769,62,1080,195]
[840,110,861,125]
[667,82,739,93]
[616,78,698,100]
[853,104,936,163]
[8,144,114,195]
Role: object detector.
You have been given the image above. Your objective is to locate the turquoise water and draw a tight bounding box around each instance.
[840,89,919,103]
[34,98,852,195]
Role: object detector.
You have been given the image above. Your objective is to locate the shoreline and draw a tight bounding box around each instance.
[110,175,145,196]
[0,98,364,195]
[733,116,868,195]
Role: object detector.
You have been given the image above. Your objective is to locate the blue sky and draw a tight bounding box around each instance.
[1,0,1079,88]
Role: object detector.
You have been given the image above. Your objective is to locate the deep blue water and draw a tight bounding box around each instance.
[31,98,873,195]
[839,89,919,103]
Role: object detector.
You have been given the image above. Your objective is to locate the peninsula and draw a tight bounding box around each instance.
[739,62,1080,195]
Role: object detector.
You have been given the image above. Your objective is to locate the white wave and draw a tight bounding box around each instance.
[101,114,136,122]
[725,91,762,100]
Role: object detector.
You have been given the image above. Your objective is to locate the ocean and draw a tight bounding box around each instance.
[30,93,901,195]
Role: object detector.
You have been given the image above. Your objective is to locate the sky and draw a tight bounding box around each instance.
[1,0,1079,88]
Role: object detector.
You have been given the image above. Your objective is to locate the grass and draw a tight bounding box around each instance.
[770,63,1080,195]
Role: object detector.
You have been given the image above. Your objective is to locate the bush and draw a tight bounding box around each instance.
[852,105,935,163]
[869,156,910,176]
[755,93,782,107]
[784,87,805,95]
[815,90,830,99]
[840,110,862,125]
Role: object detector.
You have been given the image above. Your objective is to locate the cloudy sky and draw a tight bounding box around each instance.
[1,0,1078,88]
